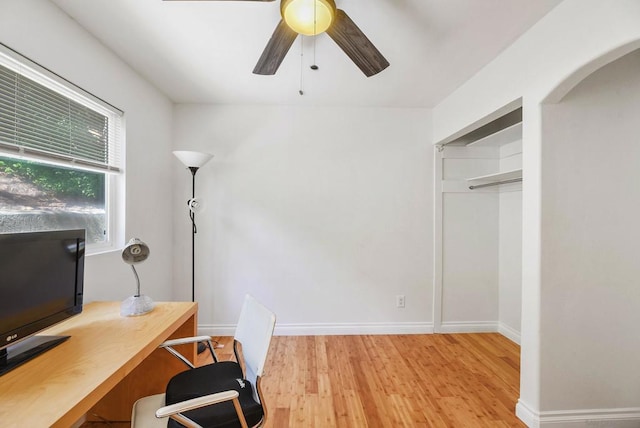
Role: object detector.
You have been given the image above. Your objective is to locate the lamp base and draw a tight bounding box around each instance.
[121,295,155,317]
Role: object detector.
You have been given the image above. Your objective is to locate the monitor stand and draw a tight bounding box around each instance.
[0,335,70,376]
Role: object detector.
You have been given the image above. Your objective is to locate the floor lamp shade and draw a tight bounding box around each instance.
[173,151,213,168]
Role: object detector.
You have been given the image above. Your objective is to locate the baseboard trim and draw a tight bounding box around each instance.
[517,400,640,427]
[199,322,435,337]
[517,400,540,428]
[198,324,236,337]
[200,320,519,340]
[498,322,521,344]
[439,320,499,334]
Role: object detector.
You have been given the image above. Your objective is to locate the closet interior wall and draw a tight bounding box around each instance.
[436,119,522,343]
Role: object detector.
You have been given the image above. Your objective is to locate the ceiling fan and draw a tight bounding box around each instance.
[163,0,390,77]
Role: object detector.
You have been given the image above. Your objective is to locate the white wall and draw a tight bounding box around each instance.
[442,192,499,323]
[0,0,175,302]
[440,150,500,330]
[172,105,433,335]
[438,138,522,339]
[432,0,640,426]
[499,142,522,339]
[540,49,640,413]
[498,190,522,337]
[432,0,640,145]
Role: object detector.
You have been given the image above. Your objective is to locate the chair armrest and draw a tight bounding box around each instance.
[156,390,248,428]
[160,336,218,368]
[160,336,213,347]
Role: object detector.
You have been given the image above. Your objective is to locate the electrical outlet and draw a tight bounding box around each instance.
[396,295,405,308]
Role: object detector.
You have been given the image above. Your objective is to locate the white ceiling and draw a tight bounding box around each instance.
[50,0,562,108]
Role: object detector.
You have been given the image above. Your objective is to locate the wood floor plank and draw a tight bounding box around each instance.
[204,333,525,428]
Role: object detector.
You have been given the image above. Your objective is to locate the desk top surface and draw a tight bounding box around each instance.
[0,301,197,427]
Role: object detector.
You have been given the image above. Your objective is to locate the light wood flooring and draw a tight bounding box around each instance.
[207,333,525,428]
[83,333,524,427]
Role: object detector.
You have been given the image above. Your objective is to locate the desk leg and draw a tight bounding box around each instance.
[86,313,197,423]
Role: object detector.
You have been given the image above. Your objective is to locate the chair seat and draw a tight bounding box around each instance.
[132,393,168,428]
[166,361,264,428]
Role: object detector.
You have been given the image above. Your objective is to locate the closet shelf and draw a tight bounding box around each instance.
[466,122,523,147]
[466,168,522,189]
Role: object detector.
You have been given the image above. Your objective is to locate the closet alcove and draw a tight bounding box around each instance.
[434,106,523,343]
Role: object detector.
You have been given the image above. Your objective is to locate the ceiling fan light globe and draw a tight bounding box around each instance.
[282,0,334,36]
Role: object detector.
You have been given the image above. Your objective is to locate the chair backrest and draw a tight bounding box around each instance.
[234,294,276,388]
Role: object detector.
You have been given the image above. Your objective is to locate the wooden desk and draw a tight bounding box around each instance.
[0,301,197,428]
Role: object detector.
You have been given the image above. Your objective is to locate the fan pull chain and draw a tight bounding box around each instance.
[299,36,304,95]
[311,37,318,70]
[311,0,318,70]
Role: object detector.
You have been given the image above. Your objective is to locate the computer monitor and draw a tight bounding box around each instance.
[0,229,85,375]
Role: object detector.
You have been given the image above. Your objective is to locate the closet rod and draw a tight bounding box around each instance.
[469,178,522,190]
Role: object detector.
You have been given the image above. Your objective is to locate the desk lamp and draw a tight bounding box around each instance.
[121,238,154,317]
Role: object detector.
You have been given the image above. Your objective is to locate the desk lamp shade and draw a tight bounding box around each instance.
[121,238,154,317]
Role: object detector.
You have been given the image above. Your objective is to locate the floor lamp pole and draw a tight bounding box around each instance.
[189,166,199,303]
[189,166,207,354]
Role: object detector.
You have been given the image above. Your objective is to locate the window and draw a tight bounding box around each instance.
[0,44,124,253]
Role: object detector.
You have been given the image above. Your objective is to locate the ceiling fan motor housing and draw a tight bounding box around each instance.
[255,0,388,77]
[280,0,337,36]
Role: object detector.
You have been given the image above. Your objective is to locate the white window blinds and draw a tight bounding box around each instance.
[0,46,123,173]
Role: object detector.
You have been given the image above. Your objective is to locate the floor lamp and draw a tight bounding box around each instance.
[173,150,213,353]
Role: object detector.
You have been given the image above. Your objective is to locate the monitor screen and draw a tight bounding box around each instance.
[0,229,84,353]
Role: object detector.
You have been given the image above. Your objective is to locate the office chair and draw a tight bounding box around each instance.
[131,294,276,428]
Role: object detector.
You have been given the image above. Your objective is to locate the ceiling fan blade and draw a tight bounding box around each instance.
[326,9,389,77]
[253,19,298,75]
[163,0,274,2]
